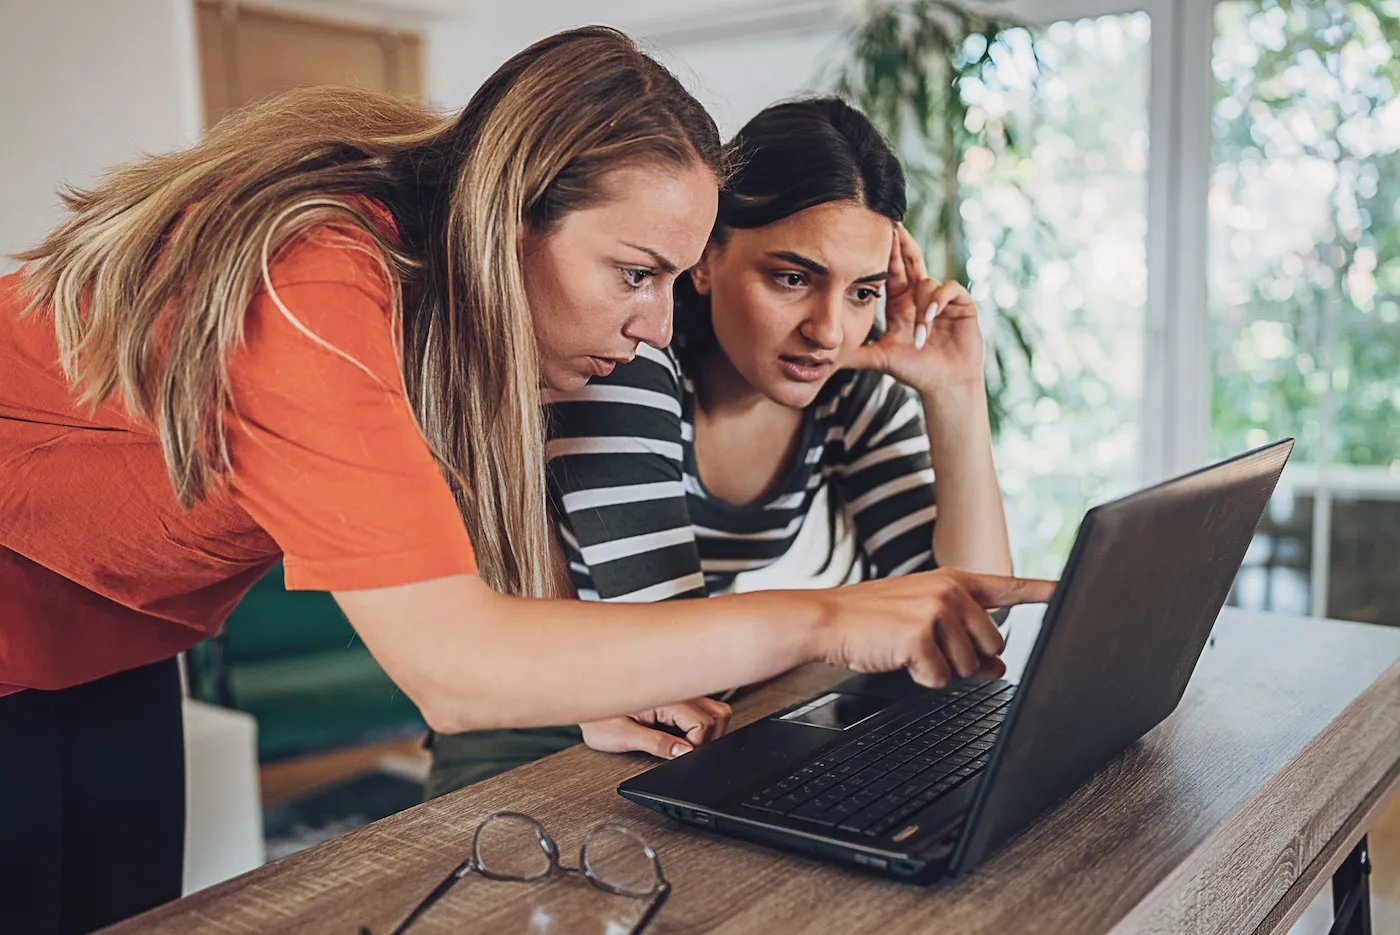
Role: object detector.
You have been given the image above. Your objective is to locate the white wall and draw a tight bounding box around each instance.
[646,32,840,137]
[0,0,201,271]
[426,1,846,128]
[0,0,841,275]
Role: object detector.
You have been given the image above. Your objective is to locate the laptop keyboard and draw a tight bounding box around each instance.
[739,680,1016,839]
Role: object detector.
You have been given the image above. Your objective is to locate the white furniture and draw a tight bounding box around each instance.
[182,699,264,895]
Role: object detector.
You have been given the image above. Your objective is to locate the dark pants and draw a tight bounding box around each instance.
[0,658,186,934]
[426,726,583,800]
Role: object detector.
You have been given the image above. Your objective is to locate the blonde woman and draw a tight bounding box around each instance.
[0,27,1052,932]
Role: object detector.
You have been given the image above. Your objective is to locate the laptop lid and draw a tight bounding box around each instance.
[950,439,1294,873]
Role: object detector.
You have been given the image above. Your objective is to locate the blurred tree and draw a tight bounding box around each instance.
[830,1,1045,434]
[1210,0,1400,467]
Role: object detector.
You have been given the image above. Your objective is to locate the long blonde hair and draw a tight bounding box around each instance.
[14,27,724,597]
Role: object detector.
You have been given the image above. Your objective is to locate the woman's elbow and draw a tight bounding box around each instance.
[413,673,526,735]
[420,701,477,736]
[417,689,494,735]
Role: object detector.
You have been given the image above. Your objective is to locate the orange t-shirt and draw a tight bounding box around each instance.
[0,224,477,694]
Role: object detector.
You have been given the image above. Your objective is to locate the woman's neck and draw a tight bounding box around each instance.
[690,346,806,506]
[694,347,772,420]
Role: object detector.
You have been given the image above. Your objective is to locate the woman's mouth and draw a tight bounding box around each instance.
[779,354,834,382]
[589,355,631,378]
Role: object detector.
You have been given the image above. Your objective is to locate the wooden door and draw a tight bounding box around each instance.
[196,1,422,128]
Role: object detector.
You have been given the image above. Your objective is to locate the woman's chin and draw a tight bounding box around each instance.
[540,362,591,393]
[761,376,826,411]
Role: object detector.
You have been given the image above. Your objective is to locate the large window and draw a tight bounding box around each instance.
[644,0,1397,621]
[962,12,1153,576]
[1210,0,1400,622]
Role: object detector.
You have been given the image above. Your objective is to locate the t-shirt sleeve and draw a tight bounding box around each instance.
[546,344,706,602]
[833,372,938,577]
[223,237,476,591]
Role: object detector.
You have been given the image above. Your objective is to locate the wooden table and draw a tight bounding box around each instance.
[107,608,1400,934]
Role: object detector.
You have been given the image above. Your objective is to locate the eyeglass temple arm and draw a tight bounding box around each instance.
[385,861,472,935]
[628,880,672,935]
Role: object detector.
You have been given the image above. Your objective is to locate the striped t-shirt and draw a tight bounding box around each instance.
[546,343,938,602]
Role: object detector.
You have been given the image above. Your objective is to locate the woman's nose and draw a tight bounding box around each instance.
[799,293,843,349]
[623,290,673,349]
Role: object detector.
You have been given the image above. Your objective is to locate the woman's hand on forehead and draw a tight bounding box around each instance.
[843,224,986,396]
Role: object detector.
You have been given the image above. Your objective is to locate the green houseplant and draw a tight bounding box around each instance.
[831,0,1043,433]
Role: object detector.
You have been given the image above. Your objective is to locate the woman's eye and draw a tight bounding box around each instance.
[853,287,882,303]
[621,268,654,289]
[775,272,807,289]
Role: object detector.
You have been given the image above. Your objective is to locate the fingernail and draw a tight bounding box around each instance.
[671,743,691,757]
[914,324,927,349]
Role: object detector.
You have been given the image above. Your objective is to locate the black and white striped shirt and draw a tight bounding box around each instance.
[546,343,938,602]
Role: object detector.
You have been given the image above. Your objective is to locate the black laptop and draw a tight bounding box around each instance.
[618,439,1294,883]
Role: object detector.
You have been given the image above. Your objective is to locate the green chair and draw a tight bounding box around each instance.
[187,563,425,762]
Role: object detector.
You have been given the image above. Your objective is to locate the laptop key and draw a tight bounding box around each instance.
[824,745,865,766]
[838,805,893,834]
[842,756,881,776]
[826,799,863,820]
[870,814,905,836]
[770,792,812,813]
[788,802,841,827]
[912,788,941,806]
[845,790,881,812]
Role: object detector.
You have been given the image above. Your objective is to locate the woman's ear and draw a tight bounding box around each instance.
[689,249,713,296]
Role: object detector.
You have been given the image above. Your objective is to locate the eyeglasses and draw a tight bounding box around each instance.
[361,812,672,935]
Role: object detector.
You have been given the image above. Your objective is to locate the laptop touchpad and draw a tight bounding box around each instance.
[777,692,889,731]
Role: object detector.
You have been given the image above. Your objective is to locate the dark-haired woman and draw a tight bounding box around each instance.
[428,97,1015,797]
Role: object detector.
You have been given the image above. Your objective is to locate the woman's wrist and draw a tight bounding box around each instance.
[755,588,840,669]
[919,382,993,444]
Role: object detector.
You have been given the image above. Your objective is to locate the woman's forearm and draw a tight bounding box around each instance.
[337,561,1054,734]
[336,575,826,733]
[921,384,1012,575]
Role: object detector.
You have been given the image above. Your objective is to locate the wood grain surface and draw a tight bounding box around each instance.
[103,609,1400,935]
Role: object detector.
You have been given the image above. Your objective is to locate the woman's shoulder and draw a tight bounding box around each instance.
[818,368,903,421]
[236,205,405,388]
[554,342,685,401]
[545,343,687,449]
[631,342,685,391]
[261,200,398,306]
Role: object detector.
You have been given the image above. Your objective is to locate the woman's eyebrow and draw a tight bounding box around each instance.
[767,251,888,284]
[622,243,679,274]
[767,250,828,275]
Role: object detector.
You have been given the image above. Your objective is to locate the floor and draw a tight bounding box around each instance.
[258,736,432,859]
[259,736,430,807]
